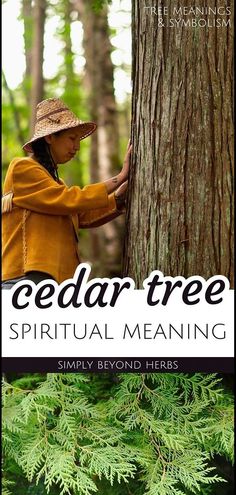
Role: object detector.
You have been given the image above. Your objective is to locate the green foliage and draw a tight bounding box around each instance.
[1,478,15,495]
[91,0,113,12]
[2,373,234,495]
[1,83,26,176]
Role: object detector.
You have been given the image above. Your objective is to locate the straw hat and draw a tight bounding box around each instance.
[23,98,97,152]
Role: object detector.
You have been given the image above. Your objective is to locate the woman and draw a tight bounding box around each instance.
[2,97,131,288]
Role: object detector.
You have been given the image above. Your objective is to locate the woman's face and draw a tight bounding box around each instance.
[45,128,81,165]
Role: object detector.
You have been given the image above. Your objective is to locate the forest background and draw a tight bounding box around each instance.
[2,0,131,277]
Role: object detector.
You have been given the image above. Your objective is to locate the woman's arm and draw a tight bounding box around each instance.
[79,194,121,228]
[9,142,131,216]
[11,158,110,215]
[78,181,128,228]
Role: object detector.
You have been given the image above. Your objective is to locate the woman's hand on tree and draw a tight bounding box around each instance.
[119,141,132,182]
[104,140,132,194]
[114,180,128,211]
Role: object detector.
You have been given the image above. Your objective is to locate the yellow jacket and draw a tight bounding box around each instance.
[2,157,120,283]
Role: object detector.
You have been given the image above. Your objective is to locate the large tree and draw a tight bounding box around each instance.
[123,1,234,287]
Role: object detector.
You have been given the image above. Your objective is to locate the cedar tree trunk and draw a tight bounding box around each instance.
[123,0,234,287]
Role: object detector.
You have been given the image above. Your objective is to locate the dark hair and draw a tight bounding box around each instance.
[30,138,60,182]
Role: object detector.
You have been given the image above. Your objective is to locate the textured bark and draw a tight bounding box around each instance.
[74,0,124,277]
[123,0,234,287]
[30,0,46,135]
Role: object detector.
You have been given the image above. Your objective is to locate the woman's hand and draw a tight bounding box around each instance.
[115,180,128,198]
[119,141,132,182]
[114,180,128,211]
[104,140,132,194]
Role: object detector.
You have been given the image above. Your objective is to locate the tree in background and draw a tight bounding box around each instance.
[124,1,234,287]
[22,0,33,106]
[2,0,47,163]
[29,0,47,135]
[45,0,87,189]
[74,0,124,277]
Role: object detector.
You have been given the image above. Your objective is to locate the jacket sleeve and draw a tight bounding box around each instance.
[12,159,109,215]
[79,193,122,228]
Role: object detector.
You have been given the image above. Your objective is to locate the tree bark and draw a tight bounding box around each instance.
[30,0,46,135]
[73,0,124,277]
[123,0,234,287]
